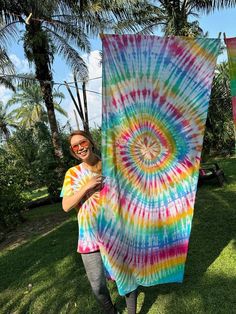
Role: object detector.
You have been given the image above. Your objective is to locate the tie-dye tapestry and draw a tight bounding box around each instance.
[98,35,220,296]
[225,37,236,141]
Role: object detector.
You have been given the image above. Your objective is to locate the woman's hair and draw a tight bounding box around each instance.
[68,130,96,159]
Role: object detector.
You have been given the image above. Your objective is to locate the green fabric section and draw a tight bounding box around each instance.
[230,80,236,96]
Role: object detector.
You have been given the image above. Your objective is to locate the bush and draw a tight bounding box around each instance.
[203,62,235,156]
[4,123,74,202]
[90,127,102,155]
[0,150,27,231]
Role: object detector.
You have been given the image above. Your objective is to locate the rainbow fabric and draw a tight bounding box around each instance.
[225,37,236,136]
[98,35,220,296]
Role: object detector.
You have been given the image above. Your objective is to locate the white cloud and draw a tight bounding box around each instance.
[0,86,13,104]
[0,55,31,108]
[9,54,31,73]
[85,51,102,127]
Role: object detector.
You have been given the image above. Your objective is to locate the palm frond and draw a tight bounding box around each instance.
[0,47,14,73]
[52,90,65,99]
[43,21,91,52]
[0,21,20,47]
[47,29,88,79]
[12,73,37,87]
[189,0,236,13]
[53,103,68,117]
[0,0,24,24]
[0,76,15,91]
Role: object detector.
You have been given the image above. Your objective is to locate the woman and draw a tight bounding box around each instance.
[61,130,137,314]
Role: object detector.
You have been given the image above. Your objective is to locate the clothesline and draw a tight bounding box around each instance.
[0,74,102,95]
[0,71,231,101]
[0,73,102,83]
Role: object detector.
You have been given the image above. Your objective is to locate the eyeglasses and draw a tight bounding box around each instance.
[71,139,90,152]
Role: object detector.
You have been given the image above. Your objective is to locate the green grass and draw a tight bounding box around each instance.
[24,187,49,201]
[0,158,236,313]
[25,203,63,221]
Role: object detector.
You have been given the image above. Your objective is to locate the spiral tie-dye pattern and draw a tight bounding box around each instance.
[98,35,220,296]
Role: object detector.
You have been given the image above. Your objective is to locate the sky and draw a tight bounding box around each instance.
[1,6,236,129]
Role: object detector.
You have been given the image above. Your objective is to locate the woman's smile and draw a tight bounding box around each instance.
[78,148,89,157]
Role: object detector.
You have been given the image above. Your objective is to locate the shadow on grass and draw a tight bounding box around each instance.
[139,274,236,314]
[138,186,236,314]
[0,219,105,314]
[0,159,235,313]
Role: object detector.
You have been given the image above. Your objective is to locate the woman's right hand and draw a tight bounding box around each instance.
[62,175,103,212]
[86,175,103,191]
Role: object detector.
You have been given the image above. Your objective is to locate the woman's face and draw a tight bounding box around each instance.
[70,134,93,161]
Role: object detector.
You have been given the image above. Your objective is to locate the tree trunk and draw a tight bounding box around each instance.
[0,122,10,141]
[82,81,89,133]
[39,79,64,160]
[165,0,188,36]
[65,77,90,134]
[26,22,64,161]
[173,1,184,35]
[2,124,10,141]
[25,22,64,201]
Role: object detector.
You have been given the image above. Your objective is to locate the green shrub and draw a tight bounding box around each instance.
[0,151,27,231]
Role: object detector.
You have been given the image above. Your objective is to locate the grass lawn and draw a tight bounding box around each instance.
[24,187,49,201]
[0,158,235,314]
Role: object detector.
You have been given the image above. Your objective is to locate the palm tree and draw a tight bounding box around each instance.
[0,0,151,163]
[143,1,236,36]
[7,83,67,128]
[0,1,87,161]
[0,50,15,90]
[0,40,15,91]
[0,14,18,90]
[0,101,17,141]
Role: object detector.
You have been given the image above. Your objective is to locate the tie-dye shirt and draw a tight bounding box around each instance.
[60,163,101,253]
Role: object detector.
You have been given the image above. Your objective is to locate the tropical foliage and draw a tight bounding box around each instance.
[0,101,17,141]
[203,62,235,156]
[0,122,75,215]
[1,0,236,233]
[7,83,67,128]
[0,0,152,161]
[143,1,236,36]
[0,145,26,231]
[0,47,15,90]
[0,20,15,91]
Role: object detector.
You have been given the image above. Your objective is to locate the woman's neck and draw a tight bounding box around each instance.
[84,153,100,166]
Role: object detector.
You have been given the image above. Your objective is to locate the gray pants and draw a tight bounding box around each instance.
[81,251,137,314]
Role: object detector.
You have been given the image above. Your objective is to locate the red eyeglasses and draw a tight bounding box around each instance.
[71,139,90,152]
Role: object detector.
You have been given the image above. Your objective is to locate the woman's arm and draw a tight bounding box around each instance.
[62,175,102,212]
